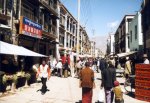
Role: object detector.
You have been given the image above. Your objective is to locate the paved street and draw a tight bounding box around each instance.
[0,72,148,103]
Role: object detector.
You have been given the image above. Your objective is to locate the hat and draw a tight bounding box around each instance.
[126,57,129,60]
[114,81,120,86]
[143,54,148,58]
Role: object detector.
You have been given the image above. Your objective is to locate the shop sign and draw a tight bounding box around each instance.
[19,16,42,38]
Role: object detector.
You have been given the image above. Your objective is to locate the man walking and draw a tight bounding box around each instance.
[101,61,116,103]
[79,62,95,103]
[36,59,51,95]
[99,58,107,74]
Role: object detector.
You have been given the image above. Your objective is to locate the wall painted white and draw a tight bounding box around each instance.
[129,12,143,51]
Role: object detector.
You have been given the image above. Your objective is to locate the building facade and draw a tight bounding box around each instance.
[58,2,91,62]
[0,0,12,43]
[115,15,135,54]
[141,0,150,57]
[0,0,59,72]
[129,12,143,52]
[107,34,115,55]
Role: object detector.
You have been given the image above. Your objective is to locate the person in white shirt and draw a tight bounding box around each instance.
[56,59,63,77]
[36,59,51,94]
[143,54,150,64]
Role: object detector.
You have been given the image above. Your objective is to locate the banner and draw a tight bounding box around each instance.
[19,16,42,38]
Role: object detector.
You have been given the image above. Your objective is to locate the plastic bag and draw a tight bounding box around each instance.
[98,88,105,102]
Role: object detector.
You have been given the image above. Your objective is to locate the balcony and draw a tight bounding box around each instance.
[60,16,65,28]
[0,8,11,21]
[43,25,57,39]
[39,0,58,17]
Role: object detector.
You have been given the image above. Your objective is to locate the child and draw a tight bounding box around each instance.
[113,81,124,103]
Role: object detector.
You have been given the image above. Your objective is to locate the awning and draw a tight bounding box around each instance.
[0,24,11,29]
[116,51,137,58]
[0,41,47,57]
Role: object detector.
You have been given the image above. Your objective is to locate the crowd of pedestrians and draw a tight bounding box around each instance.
[35,53,149,103]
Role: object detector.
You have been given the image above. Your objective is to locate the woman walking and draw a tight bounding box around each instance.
[79,62,95,103]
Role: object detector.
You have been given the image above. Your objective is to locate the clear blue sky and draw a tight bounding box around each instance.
[60,0,143,38]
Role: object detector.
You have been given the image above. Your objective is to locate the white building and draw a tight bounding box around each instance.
[107,34,115,55]
[129,12,143,51]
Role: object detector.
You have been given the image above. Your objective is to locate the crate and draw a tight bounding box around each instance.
[136,95,150,102]
[135,64,150,102]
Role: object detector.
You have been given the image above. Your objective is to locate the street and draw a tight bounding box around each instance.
[0,72,148,103]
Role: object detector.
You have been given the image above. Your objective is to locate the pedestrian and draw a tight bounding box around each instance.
[110,56,116,67]
[64,60,69,78]
[124,57,131,79]
[79,62,95,103]
[75,59,84,78]
[99,58,107,74]
[36,59,51,95]
[52,58,57,75]
[101,61,116,103]
[113,81,124,103]
[143,54,150,64]
[96,58,100,73]
[56,59,63,77]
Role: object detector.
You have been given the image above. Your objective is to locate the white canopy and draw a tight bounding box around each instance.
[0,41,47,57]
[0,24,11,29]
[117,51,137,58]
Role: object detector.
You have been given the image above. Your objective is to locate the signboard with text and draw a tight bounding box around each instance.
[19,16,42,38]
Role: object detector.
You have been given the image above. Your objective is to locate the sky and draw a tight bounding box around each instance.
[60,0,143,53]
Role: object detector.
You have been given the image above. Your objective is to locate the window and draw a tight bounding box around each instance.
[135,25,137,40]
[21,1,37,21]
[0,0,4,11]
[130,30,132,42]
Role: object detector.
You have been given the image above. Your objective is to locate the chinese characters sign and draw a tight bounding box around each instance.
[19,16,42,38]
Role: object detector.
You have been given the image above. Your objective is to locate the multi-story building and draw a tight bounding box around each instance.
[95,48,101,58]
[0,0,12,43]
[141,0,150,56]
[1,0,59,70]
[129,12,143,52]
[115,15,135,54]
[107,34,115,55]
[58,2,77,63]
[58,1,91,62]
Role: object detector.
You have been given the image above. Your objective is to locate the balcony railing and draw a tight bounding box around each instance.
[39,0,58,16]
[43,24,57,38]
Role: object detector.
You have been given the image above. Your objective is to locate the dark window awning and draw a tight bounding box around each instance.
[0,41,47,57]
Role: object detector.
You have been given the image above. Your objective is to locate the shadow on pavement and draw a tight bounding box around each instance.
[124,92,135,98]
[75,100,82,103]
[95,101,104,103]
[36,88,50,95]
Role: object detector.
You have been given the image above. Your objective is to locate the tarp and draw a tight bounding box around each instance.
[0,41,47,57]
[117,51,137,58]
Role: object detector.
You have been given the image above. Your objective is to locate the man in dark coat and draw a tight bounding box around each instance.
[101,61,116,103]
[99,58,107,72]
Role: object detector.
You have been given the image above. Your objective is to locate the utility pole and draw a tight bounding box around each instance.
[76,0,80,59]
